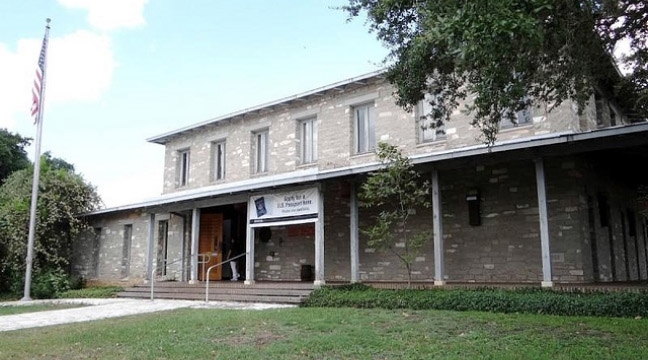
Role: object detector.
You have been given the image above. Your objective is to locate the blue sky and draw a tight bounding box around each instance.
[0,0,388,207]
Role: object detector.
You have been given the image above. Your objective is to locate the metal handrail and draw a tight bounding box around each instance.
[149,252,212,301]
[205,252,248,302]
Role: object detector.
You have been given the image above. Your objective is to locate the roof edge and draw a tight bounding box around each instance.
[146,69,386,145]
[89,122,648,216]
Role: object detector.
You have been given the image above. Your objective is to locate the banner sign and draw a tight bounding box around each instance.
[249,187,319,226]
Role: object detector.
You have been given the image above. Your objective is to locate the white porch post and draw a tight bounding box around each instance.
[432,169,446,285]
[314,185,326,287]
[189,207,200,284]
[245,206,255,285]
[534,158,553,287]
[350,181,360,283]
[145,213,155,282]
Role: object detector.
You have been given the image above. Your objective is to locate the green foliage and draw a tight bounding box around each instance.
[345,0,648,144]
[304,285,648,318]
[0,129,31,184]
[58,286,123,299]
[31,268,73,299]
[0,154,101,295]
[360,143,430,286]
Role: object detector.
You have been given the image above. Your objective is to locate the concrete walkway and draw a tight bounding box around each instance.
[0,298,295,332]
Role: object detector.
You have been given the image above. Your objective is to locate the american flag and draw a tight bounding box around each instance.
[30,31,49,123]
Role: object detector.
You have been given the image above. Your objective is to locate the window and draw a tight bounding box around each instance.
[211,141,226,181]
[354,103,376,154]
[595,93,605,127]
[253,130,268,173]
[501,98,532,129]
[609,104,617,126]
[299,117,318,164]
[121,224,132,277]
[177,149,190,187]
[416,97,446,142]
[92,227,102,277]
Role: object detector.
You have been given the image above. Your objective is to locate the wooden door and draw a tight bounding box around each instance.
[199,213,223,281]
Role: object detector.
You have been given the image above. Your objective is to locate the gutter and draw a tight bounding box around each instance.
[88,122,648,216]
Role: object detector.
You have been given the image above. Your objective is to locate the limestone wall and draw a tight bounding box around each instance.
[160,77,580,194]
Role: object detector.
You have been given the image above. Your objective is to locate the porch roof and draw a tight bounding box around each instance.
[88,121,648,216]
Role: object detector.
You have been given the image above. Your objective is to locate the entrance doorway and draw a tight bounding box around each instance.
[199,213,223,281]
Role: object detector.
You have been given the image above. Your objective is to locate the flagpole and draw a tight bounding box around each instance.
[22,18,51,301]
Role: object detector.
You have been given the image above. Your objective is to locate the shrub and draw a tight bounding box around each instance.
[58,286,123,299]
[31,268,72,299]
[303,285,648,318]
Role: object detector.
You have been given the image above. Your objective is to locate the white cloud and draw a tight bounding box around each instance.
[58,0,149,31]
[48,31,116,103]
[97,169,162,208]
[0,31,115,129]
[0,42,31,129]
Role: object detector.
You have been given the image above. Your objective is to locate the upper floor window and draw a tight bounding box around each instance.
[354,103,376,154]
[501,97,532,129]
[211,140,226,181]
[299,117,318,164]
[253,130,269,173]
[609,104,617,126]
[595,92,605,127]
[177,149,190,187]
[416,97,446,142]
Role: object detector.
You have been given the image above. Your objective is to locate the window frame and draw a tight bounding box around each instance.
[211,140,226,181]
[177,149,190,187]
[299,117,318,164]
[500,98,533,129]
[253,129,269,174]
[416,96,446,143]
[353,102,376,154]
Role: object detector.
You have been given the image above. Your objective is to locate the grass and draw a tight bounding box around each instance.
[1,307,647,359]
[0,303,86,316]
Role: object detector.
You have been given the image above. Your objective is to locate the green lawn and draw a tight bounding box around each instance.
[0,303,85,316]
[1,307,646,359]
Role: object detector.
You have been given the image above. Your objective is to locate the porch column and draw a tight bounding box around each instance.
[432,169,446,285]
[314,185,325,287]
[145,213,155,282]
[245,211,255,285]
[350,181,360,283]
[534,158,553,287]
[189,207,200,284]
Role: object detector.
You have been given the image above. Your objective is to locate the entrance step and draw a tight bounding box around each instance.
[117,281,314,304]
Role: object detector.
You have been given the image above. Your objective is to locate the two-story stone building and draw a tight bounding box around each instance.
[74,70,648,288]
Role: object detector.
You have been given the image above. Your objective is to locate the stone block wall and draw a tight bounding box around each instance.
[73,210,188,284]
[160,77,581,195]
[314,158,592,284]
[254,224,315,281]
[74,210,150,283]
[440,161,544,282]
[322,180,353,281]
[76,154,647,285]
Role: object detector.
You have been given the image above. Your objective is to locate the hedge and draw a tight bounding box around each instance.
[302,284,648,318]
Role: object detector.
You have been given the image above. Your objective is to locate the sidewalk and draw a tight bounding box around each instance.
[0,298,295,332]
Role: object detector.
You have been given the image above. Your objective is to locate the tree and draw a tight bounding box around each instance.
[0,129,31,184]
[0,154,101,296]
[345,0,648,144]
[360,142,431,287]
